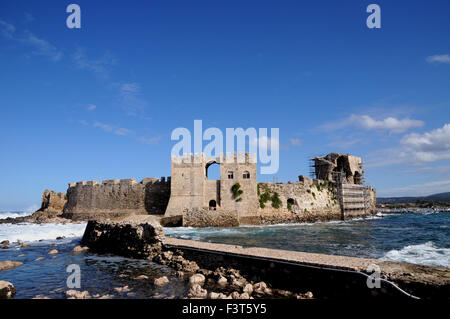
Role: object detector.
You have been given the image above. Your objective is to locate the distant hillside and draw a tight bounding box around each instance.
[377,192,450,204]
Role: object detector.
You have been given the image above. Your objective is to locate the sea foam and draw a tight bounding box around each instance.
[0,222,87,243]
[0,211,32,219]
[382,241,450,268]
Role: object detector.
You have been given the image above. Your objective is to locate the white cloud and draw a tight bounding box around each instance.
[72,48,116,78]
[19,31,63,61]
[426,54,450,64]
[366,123,450,167]
[86,104,97,112]
[93,121,133,136]
[0,19,62,61]
[289,138,302,147]
[138,136,163,145]
[0,19,15,38]
[400,123,450,162]
[119,82,148,116]
[321,114,424,133]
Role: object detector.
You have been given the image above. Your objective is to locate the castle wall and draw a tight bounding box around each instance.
[62,151,376,225]
[220,153,258,218]
[164,154,205,217]
[63,177,170,220]
[164,153,258,218]
[204,180,220,207]
[240,179,342,225]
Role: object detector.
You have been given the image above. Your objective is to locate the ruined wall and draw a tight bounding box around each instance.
[239,177,342,225]
[63,177,170,221]
[314,153,363,184]
[39,189,66,214]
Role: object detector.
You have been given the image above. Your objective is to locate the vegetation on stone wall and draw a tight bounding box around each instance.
[258,183,282,209]
[231,183,243,202]
[271,192,282,209]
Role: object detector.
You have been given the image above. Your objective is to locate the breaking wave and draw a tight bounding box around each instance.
[382,241,450,267]
[0,222,87,243]
[0,211,32,219]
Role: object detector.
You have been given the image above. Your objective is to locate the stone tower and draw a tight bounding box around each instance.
[164,152,258,218]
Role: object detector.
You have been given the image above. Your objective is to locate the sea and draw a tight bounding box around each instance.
[0,210,448,298]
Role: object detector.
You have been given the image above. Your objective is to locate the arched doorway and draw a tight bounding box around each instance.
[209,199,217,210]
[205,161,220,180]
[287,198,296,211]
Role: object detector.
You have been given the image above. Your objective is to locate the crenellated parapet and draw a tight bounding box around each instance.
[68,177,170,189]
[171,152,257,165]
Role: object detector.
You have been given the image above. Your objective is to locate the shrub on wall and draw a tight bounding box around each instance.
[231,183,243,202]
[271,192,282,209]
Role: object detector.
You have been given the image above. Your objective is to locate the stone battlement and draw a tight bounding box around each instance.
[68,177,170,188]
[171,152,257,164]
[63,152,376,225]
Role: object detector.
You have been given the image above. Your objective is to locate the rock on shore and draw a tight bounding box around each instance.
[0,281,16,299]
[0,261,23,271]
[80,215,164,259]
[0,189,70,224]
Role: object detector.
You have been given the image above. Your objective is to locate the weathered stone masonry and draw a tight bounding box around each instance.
[63,152,376,225]
[62,177,170,221]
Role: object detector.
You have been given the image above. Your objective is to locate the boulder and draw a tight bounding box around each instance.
[48,249,58,255]
[188,284,207,299]
[209,292,228,299]
[1,240,9,245]
[35,257,44,261]
[154,276,169,287]
[231,278,246,288]
[114,286,131,293]
[80,216,164,259]
[189,274,205,287]
[243,283,253,294]
[0,260,23,271]
[135,275,149,280]
[0,281,16,299]
[217,275,228,286]
[66,290,90,299]
[304,291,313,299]
[72,245,89,253]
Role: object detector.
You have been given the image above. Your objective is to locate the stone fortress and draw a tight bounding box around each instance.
[62,152,376,227]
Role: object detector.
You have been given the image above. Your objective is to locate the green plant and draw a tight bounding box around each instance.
[231,183,243,202]
[64,194,67,200]
[287,202,292,211]
[271,192,282,209]
[259,191,271,208]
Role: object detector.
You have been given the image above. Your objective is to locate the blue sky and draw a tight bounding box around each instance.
[1,0,450,210]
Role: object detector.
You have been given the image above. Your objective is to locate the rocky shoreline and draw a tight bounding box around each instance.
[78,216,311,300]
